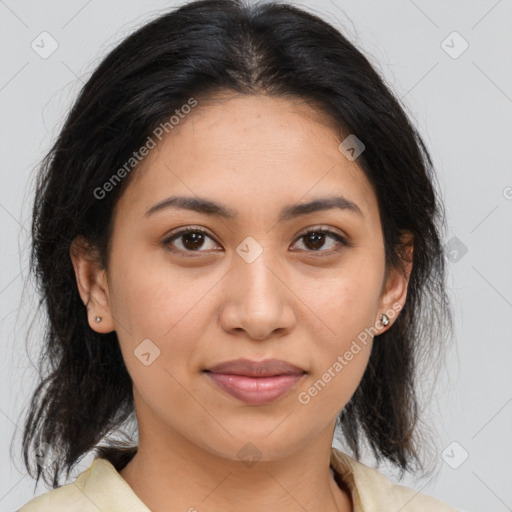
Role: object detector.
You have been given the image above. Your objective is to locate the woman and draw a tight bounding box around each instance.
[17,0,458,510]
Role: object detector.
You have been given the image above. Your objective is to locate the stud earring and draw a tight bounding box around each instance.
[94,316,102,323]
[381,314,389,326]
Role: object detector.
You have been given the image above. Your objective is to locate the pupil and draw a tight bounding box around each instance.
[183,232,204,250]
[306,232,325,250]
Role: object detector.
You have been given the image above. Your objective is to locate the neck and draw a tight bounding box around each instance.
[119,416,353,512]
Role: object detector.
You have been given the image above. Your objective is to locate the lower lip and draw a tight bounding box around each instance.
[205,372,305,405]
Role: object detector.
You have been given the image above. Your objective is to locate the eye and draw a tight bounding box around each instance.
[162,225,348,256]
[162,226,220,255]
[291,226,348,255]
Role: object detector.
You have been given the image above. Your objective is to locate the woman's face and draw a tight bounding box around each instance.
[75,93,410,461]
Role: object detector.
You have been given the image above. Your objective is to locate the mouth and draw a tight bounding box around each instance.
[203,358,306,405]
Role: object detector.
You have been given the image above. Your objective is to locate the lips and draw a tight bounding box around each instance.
[204,358,306,405]
[206,358,305,377]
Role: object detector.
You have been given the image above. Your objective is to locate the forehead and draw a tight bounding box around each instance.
[115,94,380,228]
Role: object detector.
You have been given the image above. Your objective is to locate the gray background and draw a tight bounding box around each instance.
[1,1,511,511]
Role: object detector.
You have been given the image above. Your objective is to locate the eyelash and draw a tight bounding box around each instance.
[161,225,349,256]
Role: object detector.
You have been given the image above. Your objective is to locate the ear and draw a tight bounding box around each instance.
[375,230,414,334]
[69,236,115,333]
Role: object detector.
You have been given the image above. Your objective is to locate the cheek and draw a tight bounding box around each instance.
[295,254,381,412]
[298,272,377,414]
[296,343,372,419]
[305,251,384,342]
[105,251,205,400]
[110,268,207,416]
[108,240,216,341]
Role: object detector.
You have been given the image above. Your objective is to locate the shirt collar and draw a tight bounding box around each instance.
[82,447,374,512]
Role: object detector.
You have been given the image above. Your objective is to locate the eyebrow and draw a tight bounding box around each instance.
[144,194,363,221]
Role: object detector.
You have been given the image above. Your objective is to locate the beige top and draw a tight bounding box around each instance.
[18,447,460,511]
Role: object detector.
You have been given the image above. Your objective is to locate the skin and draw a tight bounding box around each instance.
[71,93,412,512]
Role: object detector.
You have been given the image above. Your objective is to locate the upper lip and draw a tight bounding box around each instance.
[205,358,306,377]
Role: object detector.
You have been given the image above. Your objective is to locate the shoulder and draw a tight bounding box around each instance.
[330,447,461,512]
[17,457,149,512]
[17,464,96,512]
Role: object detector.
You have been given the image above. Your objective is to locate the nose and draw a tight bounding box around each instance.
[218,246,296,341]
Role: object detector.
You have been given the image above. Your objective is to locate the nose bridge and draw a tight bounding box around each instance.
[219,234,295,338]
[233,235,283,305]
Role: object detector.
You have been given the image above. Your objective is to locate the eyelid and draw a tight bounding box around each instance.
[295,224,347,240]
[164,225,213,239]
[290,225,350,253]
[162,225,220,249]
